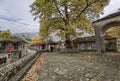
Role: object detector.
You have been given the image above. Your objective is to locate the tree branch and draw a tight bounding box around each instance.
[53,0,66,22]
[75,0,98,20]
[64,4,69,24]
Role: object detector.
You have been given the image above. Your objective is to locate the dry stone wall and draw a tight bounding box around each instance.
[0,50,37,81]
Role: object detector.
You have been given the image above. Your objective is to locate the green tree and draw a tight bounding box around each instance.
[0,30,12,38]
[30,0,109,48]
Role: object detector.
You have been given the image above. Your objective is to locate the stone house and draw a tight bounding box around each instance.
[73,35,117,52]
[30,43,46,51]
[0,37,29,65]
[30,41,59,52]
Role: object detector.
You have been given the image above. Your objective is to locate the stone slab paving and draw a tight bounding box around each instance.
[35,52,120,81]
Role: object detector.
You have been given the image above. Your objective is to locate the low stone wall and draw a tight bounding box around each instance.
[0,50,37,81]
[60,48,79,53]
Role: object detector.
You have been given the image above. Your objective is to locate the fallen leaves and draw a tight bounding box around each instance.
[22,52,47,81]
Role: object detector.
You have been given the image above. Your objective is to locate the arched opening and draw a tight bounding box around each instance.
[93,12,120,54]
[102,22,120,34]
[101,22,120,53]
[104,27,120,52]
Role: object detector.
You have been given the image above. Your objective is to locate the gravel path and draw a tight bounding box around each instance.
[22,52,120,81]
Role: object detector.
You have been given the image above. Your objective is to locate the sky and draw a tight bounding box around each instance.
[0,0,39,33]
[101,0,120,17]
[0,0,120,34]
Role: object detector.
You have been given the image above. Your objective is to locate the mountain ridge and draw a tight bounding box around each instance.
[13,32,39,39]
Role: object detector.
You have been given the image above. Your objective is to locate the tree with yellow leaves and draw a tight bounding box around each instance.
[32,37,40,44]
[31,0,110,48]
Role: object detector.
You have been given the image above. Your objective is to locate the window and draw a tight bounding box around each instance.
[14,43,18,49]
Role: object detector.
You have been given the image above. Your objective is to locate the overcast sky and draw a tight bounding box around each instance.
[0,0,120,34]
[0,0,39,33]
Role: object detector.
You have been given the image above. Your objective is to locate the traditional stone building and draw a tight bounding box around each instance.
[73,35,117,51]
[30,43,46,51]
[0,37,29,65]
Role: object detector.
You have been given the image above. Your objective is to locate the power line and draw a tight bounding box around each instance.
[0,17,39,27]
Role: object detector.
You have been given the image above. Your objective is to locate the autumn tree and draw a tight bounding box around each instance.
[106,27,120,39]
[30,0,109,48]
[32,37,40,44]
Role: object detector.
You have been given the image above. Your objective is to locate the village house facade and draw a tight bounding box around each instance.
[30,43,46,51]
[73,35,117,52]
[0,37,29,65]
[30,42,59,52]
[30,35,117,53]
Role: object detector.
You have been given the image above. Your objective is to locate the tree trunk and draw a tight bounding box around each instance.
[64,4,73,50]
[65,34,72,49]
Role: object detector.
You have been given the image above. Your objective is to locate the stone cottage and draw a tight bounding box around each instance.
[73,35,117,51]
[0,37,29,65]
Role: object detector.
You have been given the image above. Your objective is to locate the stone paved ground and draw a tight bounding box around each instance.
[26,52,120,81]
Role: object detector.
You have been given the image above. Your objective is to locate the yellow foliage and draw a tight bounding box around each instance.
[32,37,40,44]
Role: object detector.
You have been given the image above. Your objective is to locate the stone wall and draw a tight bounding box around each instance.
[0,50,37,81]
[60,48,79,53]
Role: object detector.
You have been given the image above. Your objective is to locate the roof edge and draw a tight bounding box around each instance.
[93,11,120,24]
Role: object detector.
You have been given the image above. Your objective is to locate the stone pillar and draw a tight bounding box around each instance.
[101,34,106,53]
[94,27,102,54]
[95,34,102,54]
[94,26,106,54]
